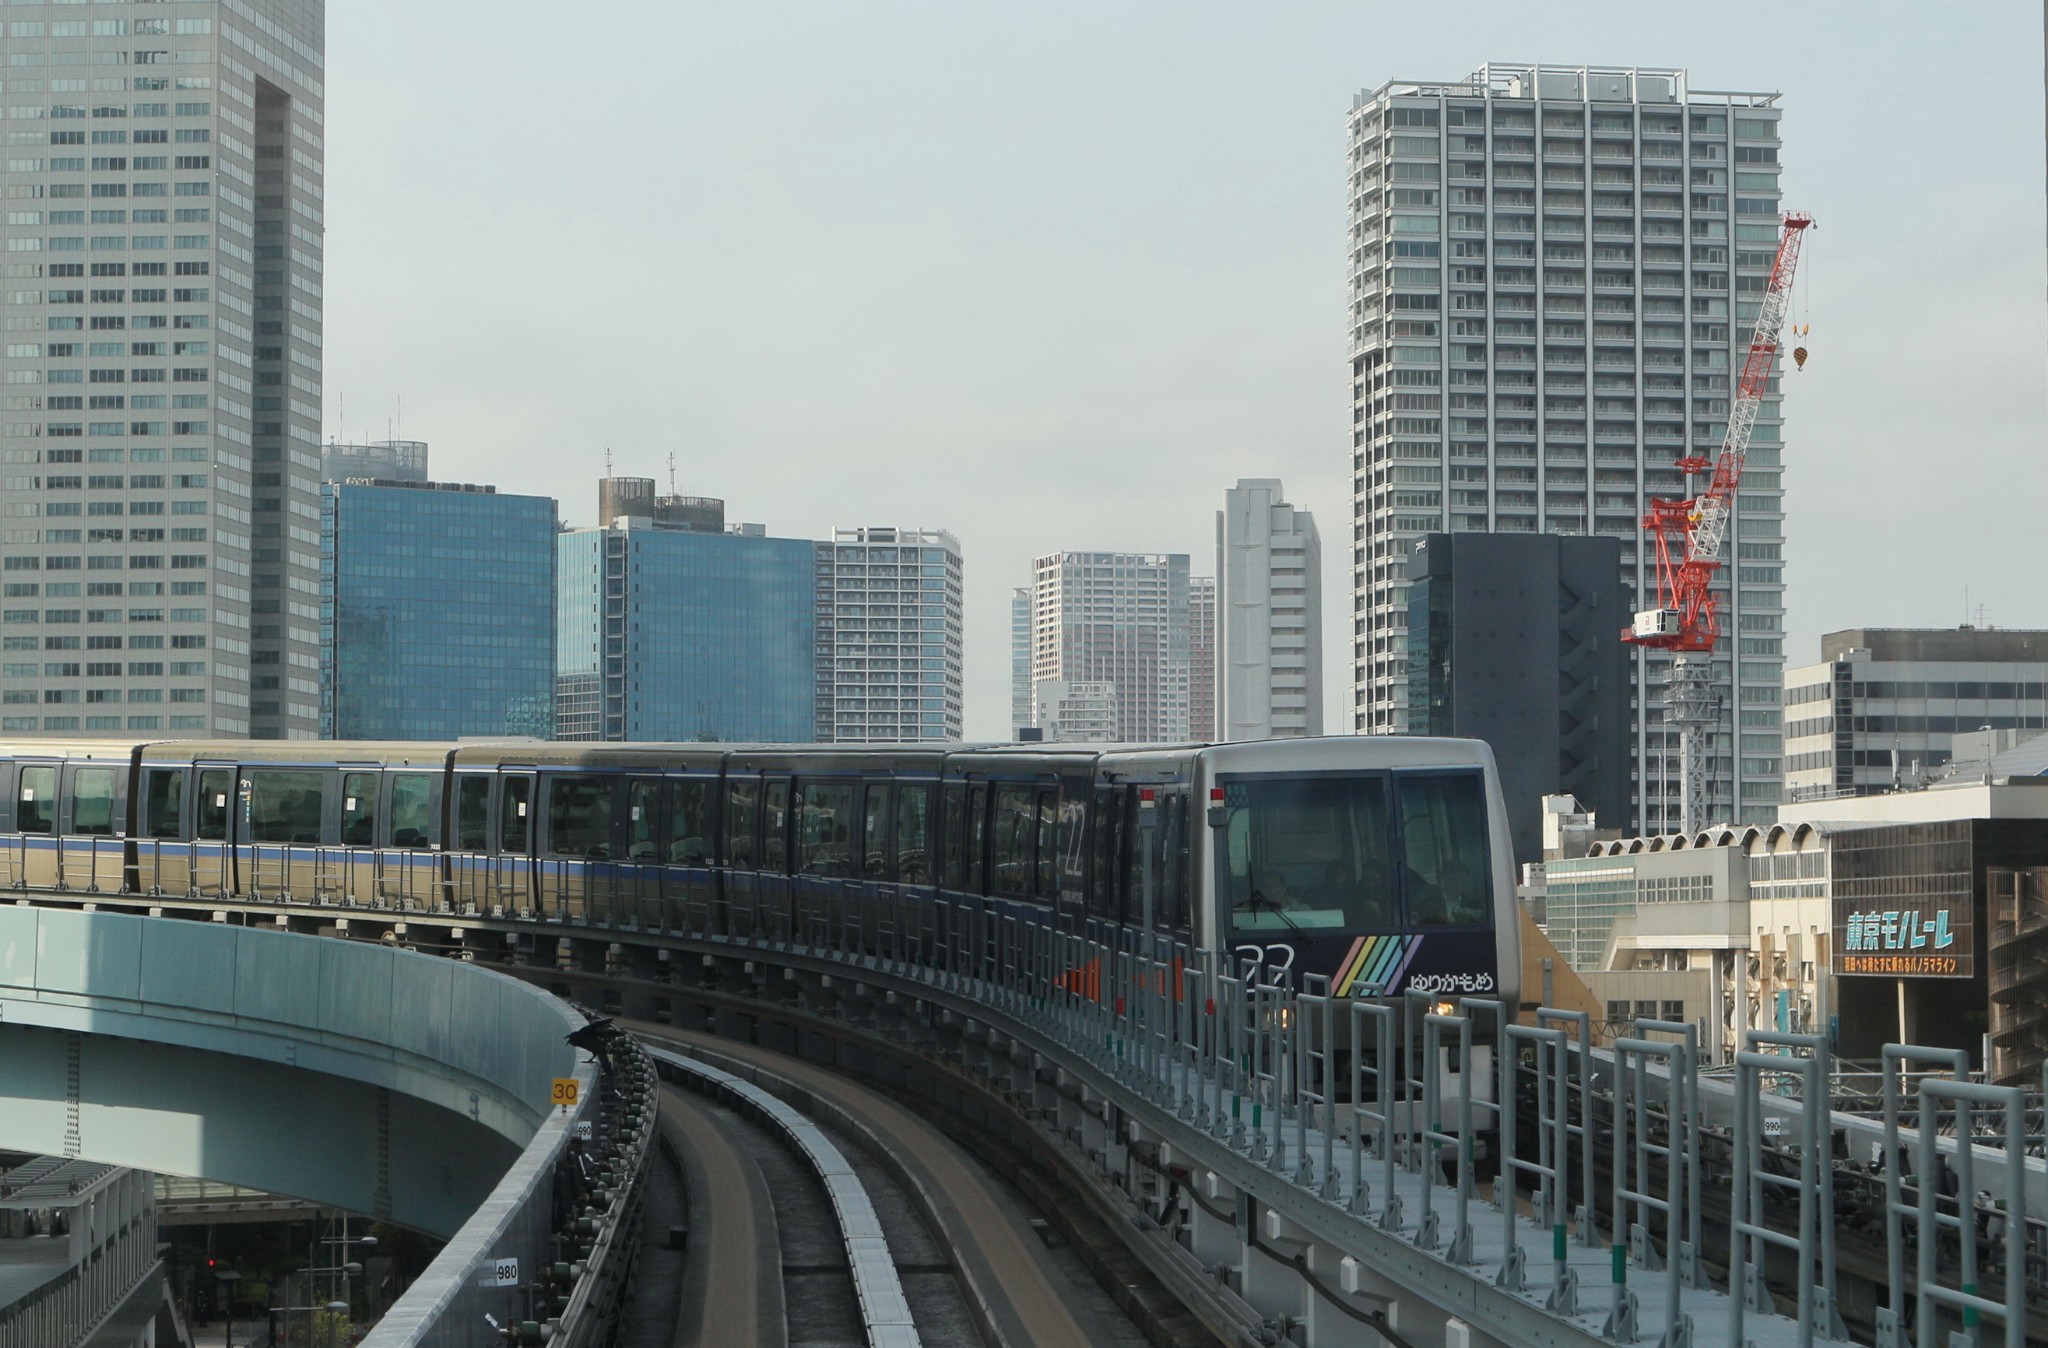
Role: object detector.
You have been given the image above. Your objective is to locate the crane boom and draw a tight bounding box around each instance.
[1624,211,1812,832]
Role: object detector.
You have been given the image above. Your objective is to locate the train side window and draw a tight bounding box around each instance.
[626,780,663,861]
[389,774,434,848]
[1396,773,1491,926]
[195,768,229,841]
[16,765,54,834]
[797,781,855,876]
[70,767,116,836]
[1033,790,1056,899]
[548,776,614,860]
[142,768,182,839]
[990,785,1034,899]
[966,785,989,893]
[456,777,490,851]
[248,770,324,844]
[725,780,758,868]
[761,780,790,873]
[670,780,710,865]
[340,773,377,846]
[939,785,966,889]
[500,777,533,856]
[895,785,931,883]
[861,784,892,879]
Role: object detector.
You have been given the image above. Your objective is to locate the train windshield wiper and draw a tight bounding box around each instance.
[1235,890,1311,943]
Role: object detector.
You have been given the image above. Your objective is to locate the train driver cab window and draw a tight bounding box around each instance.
[389,774,434,848]
[456,777,490,851]
[1222,775,1395,935]
[548,777,613,860]
[340,773,377,846]
[1396,773,1491,927]
[142,768,182,839]
[499,777,532,855]
[70,767,116,836]
[247,770,324,843]
[16,766,54,834]
[626,780,662,861]
[196,768,230,841]
[725,780,758,869]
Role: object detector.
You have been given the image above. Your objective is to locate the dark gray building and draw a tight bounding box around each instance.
[1406,533,1633,864]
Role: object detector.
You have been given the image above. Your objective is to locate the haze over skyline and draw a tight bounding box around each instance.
[323,1,2048,739]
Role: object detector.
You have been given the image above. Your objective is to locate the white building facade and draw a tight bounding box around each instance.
[1347,63,1789,827]
[0,0,327,738]
[1783,627,2048,801]
[813,526,963,742]
[1028,551,1190,742]
[1217,478,1321,740]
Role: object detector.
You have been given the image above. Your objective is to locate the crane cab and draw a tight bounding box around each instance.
[1631,608,1684,641]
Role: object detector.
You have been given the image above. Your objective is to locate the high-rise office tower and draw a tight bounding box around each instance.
[813,526,963,742]
[1010,585,1032,737]
[1188,575,1216,741]
[1347,63,1787,827]
[1029,551,1190,742]
[1217,478,1322,740]
[0,2,325,739]
[556,480,814,743]
[1783,628,2048,800]
[321,477,556,740]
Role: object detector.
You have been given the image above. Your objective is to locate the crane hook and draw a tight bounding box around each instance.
[1792,323,1809,371]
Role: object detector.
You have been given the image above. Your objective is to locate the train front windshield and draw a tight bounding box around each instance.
[1221,772,1492,936]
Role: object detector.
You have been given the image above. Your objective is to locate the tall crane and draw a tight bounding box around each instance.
[1625,211,1813,835]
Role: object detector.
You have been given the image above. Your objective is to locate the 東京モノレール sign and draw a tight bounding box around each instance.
[1835,905,1970,978]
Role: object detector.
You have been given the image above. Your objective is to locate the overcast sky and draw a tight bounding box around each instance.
[322,1,2048,738]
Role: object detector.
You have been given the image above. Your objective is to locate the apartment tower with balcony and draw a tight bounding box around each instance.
[1347,63,1787,827]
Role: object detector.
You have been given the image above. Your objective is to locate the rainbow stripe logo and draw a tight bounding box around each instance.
[1333,934,1423,997]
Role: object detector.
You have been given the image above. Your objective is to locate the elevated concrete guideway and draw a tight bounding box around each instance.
[0,905,580,1239]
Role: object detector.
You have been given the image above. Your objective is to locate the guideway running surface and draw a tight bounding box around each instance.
[638,1024,1119,1348]
[659,1087,788,1348]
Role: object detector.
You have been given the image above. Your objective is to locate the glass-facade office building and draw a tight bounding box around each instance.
[556,519,815,743]
[0,0,326,738]
[319,480,556,740]
[1347,63,1787,827]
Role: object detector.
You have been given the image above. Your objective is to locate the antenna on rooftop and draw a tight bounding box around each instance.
[667,452,677,495]
[604,446,613,476]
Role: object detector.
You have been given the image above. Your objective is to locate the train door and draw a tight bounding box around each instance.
[449,772,493,914]
[662,774,716,935]
[619,776,665,930]
[495,769,538,917]
[541,772,619,927]
[134,762,188,897]
[722,775,762,938]
[57,761,124,893]
[14,760,59,890]
[858,781,893,953]
[192,764,233,897]
[892,782,934,956]
[757,776,793,936]
[334,769,382,906]
[379,768,441,911]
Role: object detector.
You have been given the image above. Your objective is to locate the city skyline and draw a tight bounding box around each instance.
[318,2,2047,742]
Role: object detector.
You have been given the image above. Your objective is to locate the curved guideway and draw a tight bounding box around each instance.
[657,1086,791,1347]
[637,1024,1147,1348]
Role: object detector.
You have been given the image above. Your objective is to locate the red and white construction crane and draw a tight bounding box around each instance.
[1625,211,1813,834]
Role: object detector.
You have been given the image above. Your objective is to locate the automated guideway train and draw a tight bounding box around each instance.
[0,735,1518,1006]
